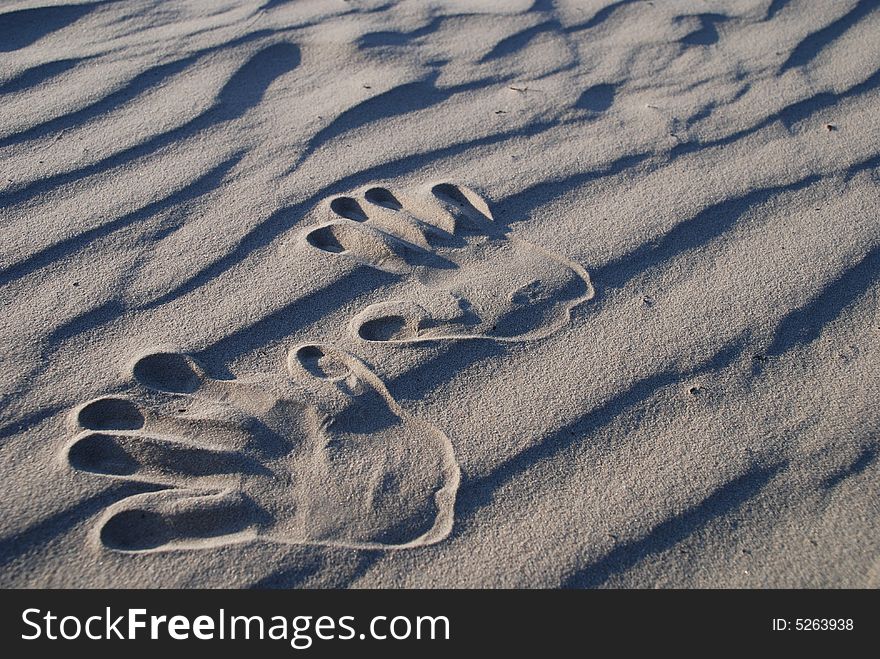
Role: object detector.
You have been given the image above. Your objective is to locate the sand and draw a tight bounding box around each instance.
[1,0,878,588]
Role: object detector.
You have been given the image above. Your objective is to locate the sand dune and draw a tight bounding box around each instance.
[1,0,878,587]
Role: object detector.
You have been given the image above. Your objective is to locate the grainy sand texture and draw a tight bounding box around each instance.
[1,0,879,588]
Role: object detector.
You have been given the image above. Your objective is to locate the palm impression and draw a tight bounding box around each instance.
[66,345,459,552]
[303,182,593,343]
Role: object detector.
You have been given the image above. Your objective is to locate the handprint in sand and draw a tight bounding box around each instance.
[65,345,458,552]
[302,182,593,343]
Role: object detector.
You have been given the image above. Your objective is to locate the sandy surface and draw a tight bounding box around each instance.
[1,0,879,588]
